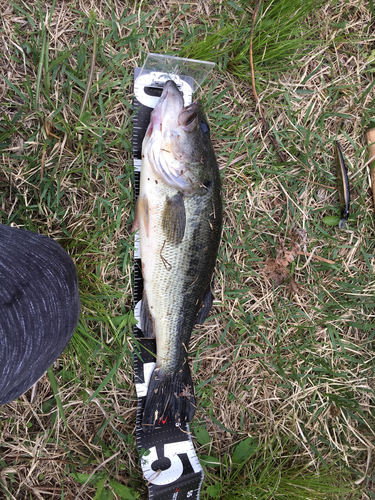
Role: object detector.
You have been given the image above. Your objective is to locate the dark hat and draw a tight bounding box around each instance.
[0,224,80,405]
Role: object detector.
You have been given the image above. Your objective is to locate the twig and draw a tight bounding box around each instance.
[249,0,287,162]
[79,29,97,120]
[296,251,335,265]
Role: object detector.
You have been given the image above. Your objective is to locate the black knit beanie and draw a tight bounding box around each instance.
[0,224,80,405]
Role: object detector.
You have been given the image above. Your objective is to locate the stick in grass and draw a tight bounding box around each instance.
[365,128,375,210]
[249,0,287,163]
[79,28,97,121]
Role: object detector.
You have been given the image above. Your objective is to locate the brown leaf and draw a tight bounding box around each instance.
[263,227,307,290]
[287,277,305,295]
[43,116,54,137]
[264,258,290,287]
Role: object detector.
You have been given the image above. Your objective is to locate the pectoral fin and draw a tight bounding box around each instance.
[132,198,141,232]
[132,195,149,236]
[162,191,185,245]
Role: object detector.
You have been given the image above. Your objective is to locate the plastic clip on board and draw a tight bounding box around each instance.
[132,55,214,500]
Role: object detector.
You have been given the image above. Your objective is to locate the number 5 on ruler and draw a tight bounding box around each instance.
[142,441,202,486]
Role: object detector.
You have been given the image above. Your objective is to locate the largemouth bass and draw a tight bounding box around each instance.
[133,80,222,433]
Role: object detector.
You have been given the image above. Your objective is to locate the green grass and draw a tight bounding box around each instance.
[198,436,358,499]
[1,0,375,499]
[181,0,329,76]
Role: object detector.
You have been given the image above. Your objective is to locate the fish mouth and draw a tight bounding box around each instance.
[146,80,184,138]
[143,80,202,193]
[146,80,201,138]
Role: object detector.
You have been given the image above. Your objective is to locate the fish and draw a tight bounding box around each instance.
[133,80,222,433]
[334,140,350,229]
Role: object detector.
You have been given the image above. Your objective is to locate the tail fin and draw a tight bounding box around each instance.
[142,361,196,433]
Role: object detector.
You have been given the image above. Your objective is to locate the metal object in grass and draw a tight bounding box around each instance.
[334,140,350,229]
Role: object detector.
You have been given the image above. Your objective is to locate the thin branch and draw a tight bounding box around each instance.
[296,250,335,265]
[79,29,97,120]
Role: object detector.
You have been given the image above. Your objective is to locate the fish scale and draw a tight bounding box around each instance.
[143,181,218,372]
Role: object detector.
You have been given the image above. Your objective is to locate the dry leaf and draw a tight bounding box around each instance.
[287,277,305,295]
[264,227,307,291]
[43,116,54,137]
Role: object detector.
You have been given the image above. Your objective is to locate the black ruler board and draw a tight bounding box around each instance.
[132,67,204,500]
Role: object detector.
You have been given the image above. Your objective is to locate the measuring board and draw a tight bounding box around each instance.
[132,67,204,500]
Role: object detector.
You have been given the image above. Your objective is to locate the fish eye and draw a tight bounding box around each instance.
[200,121,210,134]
